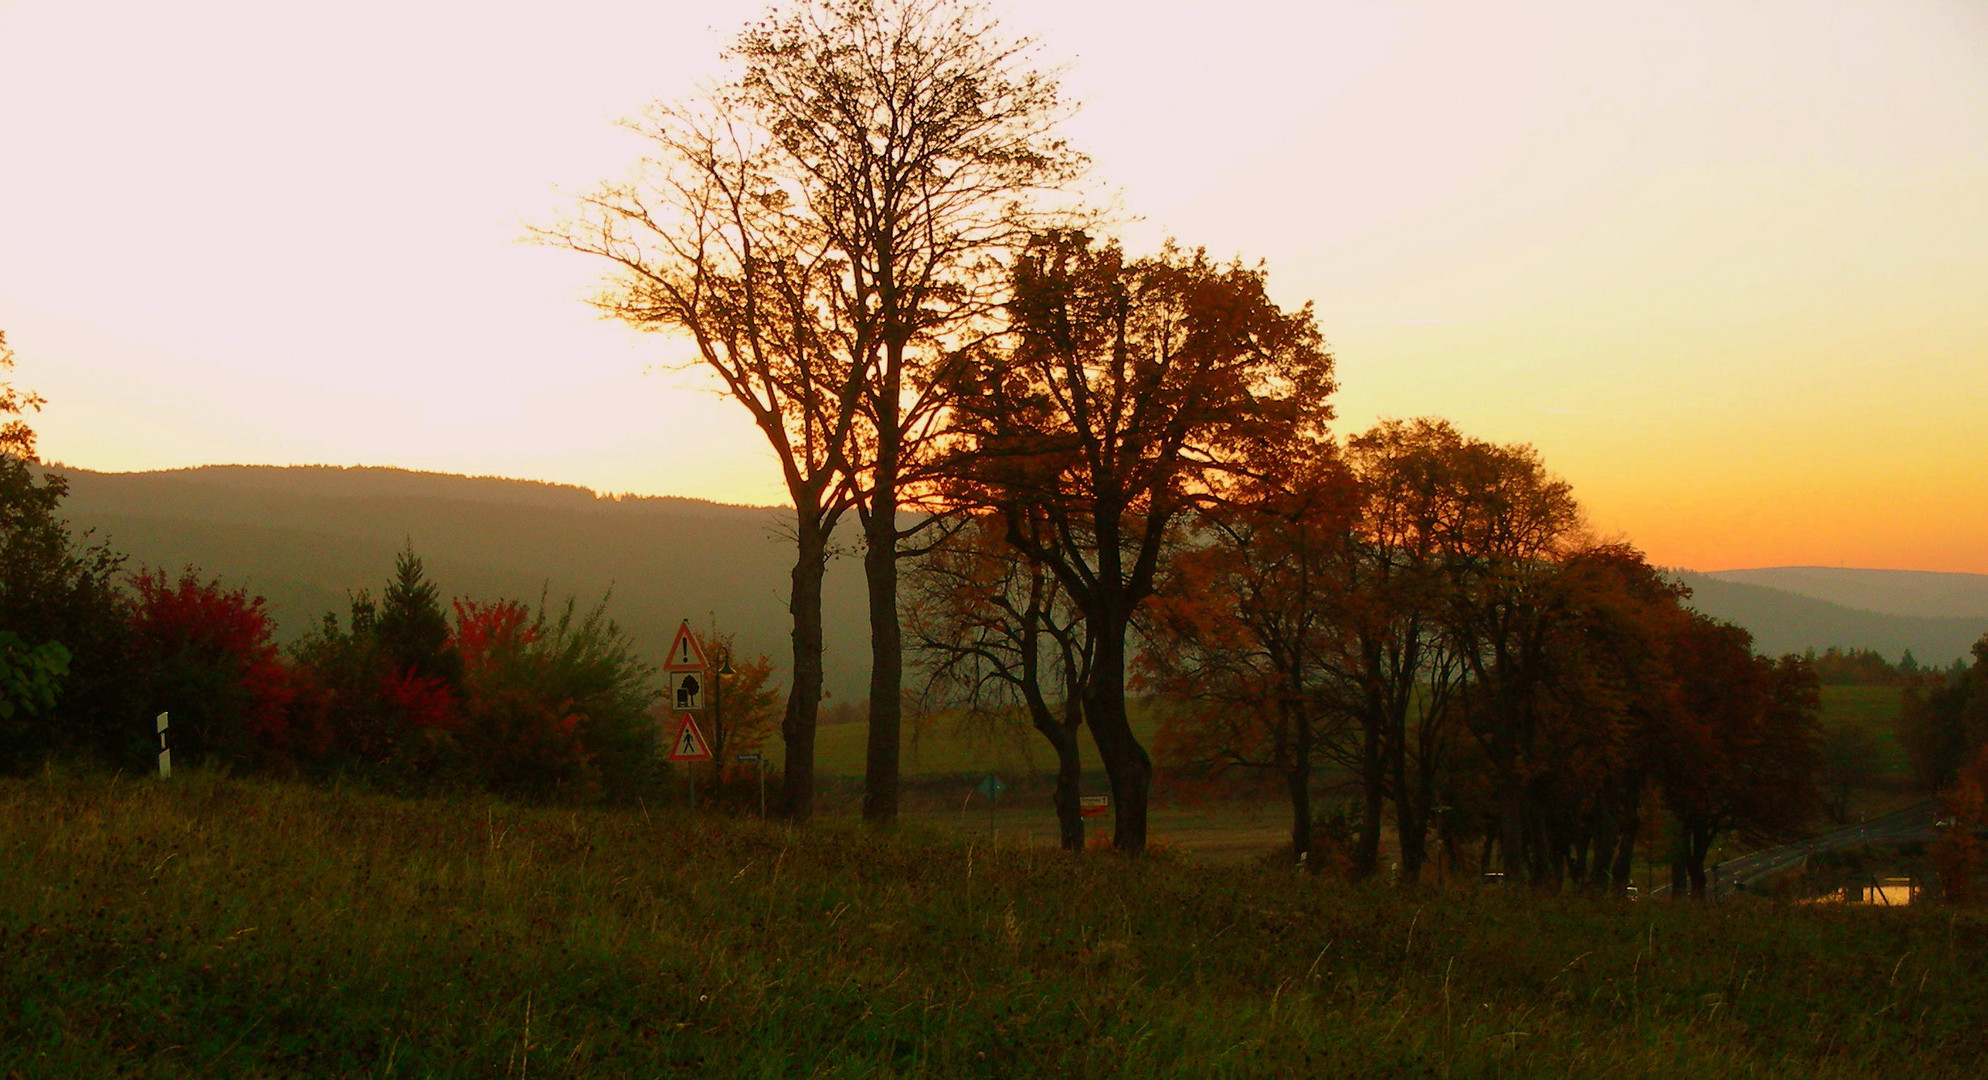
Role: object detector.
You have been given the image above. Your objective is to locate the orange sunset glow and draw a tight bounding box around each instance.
[2,0,1983,573]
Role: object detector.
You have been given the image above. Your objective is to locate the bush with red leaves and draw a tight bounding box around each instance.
[128,568,295,768]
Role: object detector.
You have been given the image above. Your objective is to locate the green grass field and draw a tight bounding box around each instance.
[1817,685,1908,776]
[4,771,1982,1078]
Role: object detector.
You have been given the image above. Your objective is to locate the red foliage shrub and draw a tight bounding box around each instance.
[452,599,538,676]
[379,668,460,732]
[129,568,295,762]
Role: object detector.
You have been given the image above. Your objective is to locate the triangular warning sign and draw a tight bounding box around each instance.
[664,620,708,672]
[668,715,713,762]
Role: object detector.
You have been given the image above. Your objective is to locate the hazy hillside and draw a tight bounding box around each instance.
[1704,566,1988,620]
[44,465,1987,693]
[1674,571,1984,667]
[49,465,874,700]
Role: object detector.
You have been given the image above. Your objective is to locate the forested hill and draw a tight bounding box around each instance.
[41,465,1988,692]
[46,464,873,700]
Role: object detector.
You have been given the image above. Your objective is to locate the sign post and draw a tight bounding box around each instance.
[155,712,170,779]
[668,715,714,809]
[663,621,711,810]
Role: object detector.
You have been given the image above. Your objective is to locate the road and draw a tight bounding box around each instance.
[1653,801,1936,899]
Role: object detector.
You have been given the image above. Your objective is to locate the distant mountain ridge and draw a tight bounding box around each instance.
[1673,571,1984,668]
[1702,566,1988,620]
[67,463,769,516]
[47,464,874,700]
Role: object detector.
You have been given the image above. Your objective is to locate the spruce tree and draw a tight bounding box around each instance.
[375,543,461,688]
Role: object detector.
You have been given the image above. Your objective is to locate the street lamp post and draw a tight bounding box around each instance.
[711,648,735,805]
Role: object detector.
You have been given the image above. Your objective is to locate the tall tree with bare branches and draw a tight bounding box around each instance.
[537,100,865,820]
[730,0,1085,824]
[548,0,1083,822]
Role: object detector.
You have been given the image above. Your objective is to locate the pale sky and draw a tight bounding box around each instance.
[2,0,1984,572]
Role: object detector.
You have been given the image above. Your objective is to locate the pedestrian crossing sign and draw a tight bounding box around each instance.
[668,715,713,762]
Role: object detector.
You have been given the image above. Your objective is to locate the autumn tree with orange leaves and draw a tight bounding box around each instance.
[1141,449,1357,869]
[949,229,1337,855]
[1653,616,1822,897]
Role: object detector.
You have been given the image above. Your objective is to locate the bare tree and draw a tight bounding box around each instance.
[536,101,864,821]
[728,0,1085,824]
[907,509,1093,849]
[1139,449,1357,869]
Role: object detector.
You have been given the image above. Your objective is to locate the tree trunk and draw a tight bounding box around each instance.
[1685,827,1712,899]
[1289,701,1314,869]
[861,502,902,825]
[1350,702,1386,881]
[1393,730,1426,884]
[1039,715,1086,852]
[1609,810,1639,895]
[782,526,828,823]
[1498,778,1527,882]
[1353,768,1385,881]
[862,358,904,826]
[1083,613,1150,854]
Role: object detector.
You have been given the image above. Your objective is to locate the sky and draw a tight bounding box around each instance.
[1,0,1984,573]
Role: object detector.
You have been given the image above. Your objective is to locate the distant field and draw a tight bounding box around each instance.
[813,688,1918,859]
[1818,684,1909,778]
[5,772,1981,1078]
[822,690,1909,779]
[813,708,1163,779]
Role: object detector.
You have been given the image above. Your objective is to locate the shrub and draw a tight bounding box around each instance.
[452,596,660,803]
[127,568,296,770]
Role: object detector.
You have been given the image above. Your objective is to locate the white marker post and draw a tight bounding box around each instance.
[155,712,171,779]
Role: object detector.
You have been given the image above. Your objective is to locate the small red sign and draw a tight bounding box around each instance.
[1079,795,1109,818]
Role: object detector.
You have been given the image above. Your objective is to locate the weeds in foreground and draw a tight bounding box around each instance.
[2,770,1982,1078]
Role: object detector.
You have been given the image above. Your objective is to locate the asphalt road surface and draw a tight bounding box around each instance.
[1653,801,1936,900]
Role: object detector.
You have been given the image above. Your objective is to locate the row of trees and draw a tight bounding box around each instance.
[1807,645,1962,686]
[0,488,733,801]
[544,0,1330,844]
[914,418,1824,893]
[545,0,1831,873]
[1901,638,1988,794]
[1907,639,1988,900]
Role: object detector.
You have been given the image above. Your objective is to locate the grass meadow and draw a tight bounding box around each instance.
[4,770,1982,1078]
